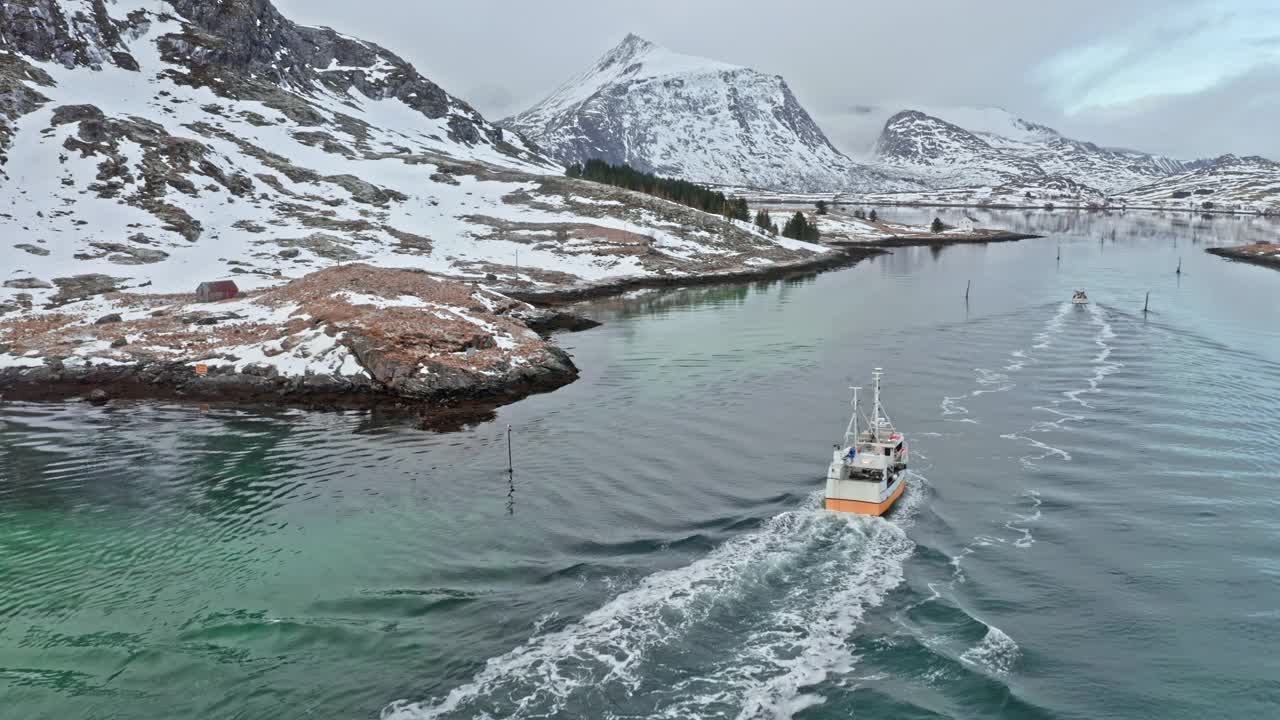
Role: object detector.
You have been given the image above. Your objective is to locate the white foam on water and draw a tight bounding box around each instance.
[1029,405,1084,433]
[529,612,559,638]
[1061,304,1123,409]
[940,394,969,417]
[1001,433,1072,469]
[940,305,1068,426]
[1006,304,1124,471]
[1031,302,1071,351]
[383,486,925,720]
[1003,490,1043,549]
[1003,350,1030,373]
[971,384,1015,397]
[959,623,1020,676]
[974,368,1009,386]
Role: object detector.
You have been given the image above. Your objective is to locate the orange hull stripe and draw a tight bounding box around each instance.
[825,479,906,516]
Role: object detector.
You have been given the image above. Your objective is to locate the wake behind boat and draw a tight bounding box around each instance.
[825,369,909,516]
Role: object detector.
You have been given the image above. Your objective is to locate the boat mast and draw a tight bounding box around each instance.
[845,386,861,446]
[872,368,883,441]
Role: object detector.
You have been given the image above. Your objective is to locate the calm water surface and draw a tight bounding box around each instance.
[2,209,1279,719]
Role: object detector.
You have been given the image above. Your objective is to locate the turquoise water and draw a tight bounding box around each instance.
[2,210,1279,719]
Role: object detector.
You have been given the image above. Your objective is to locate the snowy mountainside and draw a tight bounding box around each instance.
[1115,155,1280,214]
[1,2,830,320]
[873,110,1045,188]
[868,105,1192,194]
[503,34,915,193]
[857,155,1280,215]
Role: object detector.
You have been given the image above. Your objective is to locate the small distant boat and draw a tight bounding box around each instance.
[825,369,908,516]
[1072,290,1089,305]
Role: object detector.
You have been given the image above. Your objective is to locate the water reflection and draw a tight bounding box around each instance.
[579,273,822,322]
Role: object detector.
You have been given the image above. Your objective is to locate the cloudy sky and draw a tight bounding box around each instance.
[275,0,1280,161]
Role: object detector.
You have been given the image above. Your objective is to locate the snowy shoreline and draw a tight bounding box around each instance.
[752,198,1279,218]
[501,244,883,304]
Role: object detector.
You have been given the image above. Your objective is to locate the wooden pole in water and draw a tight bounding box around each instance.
[506,424,515,515]
[1144,291,1150,314]
[1176,257,1182,275]
[965,279,971,302]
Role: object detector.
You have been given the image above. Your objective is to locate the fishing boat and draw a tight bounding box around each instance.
[825,369,908,516]
[1072,290,1089,305]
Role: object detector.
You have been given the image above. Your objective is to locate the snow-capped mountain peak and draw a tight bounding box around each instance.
[502,34,910,192]
[597,33,741,80]
[511,33,742,135]
[873,110,1045,187]
[920,105,1060,145]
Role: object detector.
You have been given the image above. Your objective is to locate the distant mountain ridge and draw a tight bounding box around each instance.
[871,106,1192,194]
[504,39,1277,208]
[503,34,918,193]
[1117,154,1280,212]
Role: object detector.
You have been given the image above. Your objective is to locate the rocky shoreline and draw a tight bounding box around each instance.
[1206,244,1280,271]
[502,245,883,305]
[0,266,583,419]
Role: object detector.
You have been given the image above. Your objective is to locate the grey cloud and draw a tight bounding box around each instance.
[273,0,1275,160]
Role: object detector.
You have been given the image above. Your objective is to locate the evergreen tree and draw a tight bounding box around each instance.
[567,158,750,221]
[930,217,945,233]
[781,212,822,242]
[815,200,828,215]
[853,209,865,220]
[781,212,804,240]
[754,209,774,232]
[868,209,878,222]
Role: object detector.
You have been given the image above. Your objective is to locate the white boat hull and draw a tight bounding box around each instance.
[826,369,908,516]
[825,450,907,516]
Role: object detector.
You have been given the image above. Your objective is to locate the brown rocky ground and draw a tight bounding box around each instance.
[0,265,580,406]
[1206,242,1280,270]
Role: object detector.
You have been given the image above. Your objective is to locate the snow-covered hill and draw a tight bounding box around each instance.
[869,105,1192,195]
[0,1,849,398]
[503,34,915,193]
[1116,155,1280,214]
[873,110,1045,188]
[0,2,832,316]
